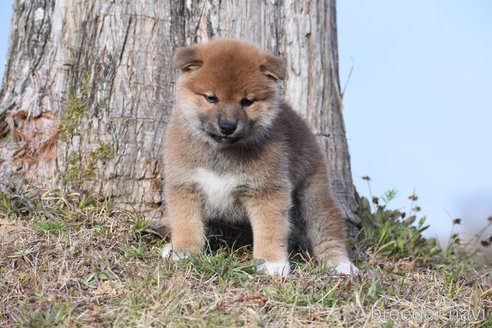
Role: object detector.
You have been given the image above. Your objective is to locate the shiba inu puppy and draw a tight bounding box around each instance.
[162,39,358,277]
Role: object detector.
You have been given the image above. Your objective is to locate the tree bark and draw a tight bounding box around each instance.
[0,0,360,235]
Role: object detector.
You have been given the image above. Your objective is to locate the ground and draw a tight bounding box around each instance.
[0,191,491,327]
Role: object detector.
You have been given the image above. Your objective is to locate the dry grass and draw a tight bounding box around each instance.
[0,191,491,327]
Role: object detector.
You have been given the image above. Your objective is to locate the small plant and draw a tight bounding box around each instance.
[14,299,75,328]
[76,194,95,211]
[122,243,157,260]
[178,246,257,282]
[133,215,150,234]
[356,178,440,263]
[80,266,119,289]
[356,177,492,269]
[443,214,492,265]
[0,190,38,217]
[36,219,68,236]
[0,192,13,215]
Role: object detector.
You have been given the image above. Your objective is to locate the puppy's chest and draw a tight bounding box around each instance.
[190,168,250,212]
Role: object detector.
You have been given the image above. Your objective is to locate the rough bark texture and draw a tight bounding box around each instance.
[0,0,359,235]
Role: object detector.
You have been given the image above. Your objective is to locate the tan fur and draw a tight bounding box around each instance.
[163,39,357,275]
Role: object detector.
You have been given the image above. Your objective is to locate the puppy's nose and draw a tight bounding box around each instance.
[219,121,237,135]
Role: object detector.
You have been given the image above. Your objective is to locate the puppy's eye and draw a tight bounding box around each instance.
[240,98,255,107]
[204,95,218,104]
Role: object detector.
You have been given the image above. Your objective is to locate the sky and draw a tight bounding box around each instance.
[338,0,492,240]
[0,1,11,80]
[0,1,491,241]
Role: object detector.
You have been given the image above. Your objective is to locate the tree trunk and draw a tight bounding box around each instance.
[0,0,360,235]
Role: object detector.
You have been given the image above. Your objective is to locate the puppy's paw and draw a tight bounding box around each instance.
[334,260,359,276]
[257,260,290,277]
[161,243,189,261]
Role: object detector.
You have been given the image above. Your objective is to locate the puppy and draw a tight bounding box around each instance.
[162,39,358,277]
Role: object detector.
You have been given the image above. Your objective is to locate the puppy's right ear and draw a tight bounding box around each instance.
[175,46,202,72]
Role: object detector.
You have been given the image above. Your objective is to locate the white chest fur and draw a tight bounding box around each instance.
[191,168,246,212]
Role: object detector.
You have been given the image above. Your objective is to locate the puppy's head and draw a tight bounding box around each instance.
[174,39,285,146]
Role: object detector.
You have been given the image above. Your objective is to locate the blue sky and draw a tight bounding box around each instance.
[0,1,11,78]
[338,1,492,240]
[1,1,491,240]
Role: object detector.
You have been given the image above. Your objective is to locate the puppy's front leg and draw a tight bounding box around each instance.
[162,186,205,261]
[245,190,291,277]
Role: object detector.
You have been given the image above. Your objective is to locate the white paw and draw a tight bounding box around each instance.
[161,243,188,261]
[334,260,359,276]
[257,260,290,277]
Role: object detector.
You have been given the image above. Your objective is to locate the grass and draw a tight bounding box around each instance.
[0,188,491,327]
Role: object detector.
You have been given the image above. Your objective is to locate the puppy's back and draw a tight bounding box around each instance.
[272,102,324,188]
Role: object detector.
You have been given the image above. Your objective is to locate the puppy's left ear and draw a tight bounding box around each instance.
[260,54,286,81]
[175,46,202,72]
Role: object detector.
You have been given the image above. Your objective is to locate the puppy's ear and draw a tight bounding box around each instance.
[260,54,286,81]
[175,46,202,72]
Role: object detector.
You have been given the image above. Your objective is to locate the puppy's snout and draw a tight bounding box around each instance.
[219,120,237,135]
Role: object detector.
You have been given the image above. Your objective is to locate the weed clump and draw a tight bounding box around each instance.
[355,176,492,268]
[356,189,440,263]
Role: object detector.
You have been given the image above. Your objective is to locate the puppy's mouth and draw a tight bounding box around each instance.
[208,133,241,144]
